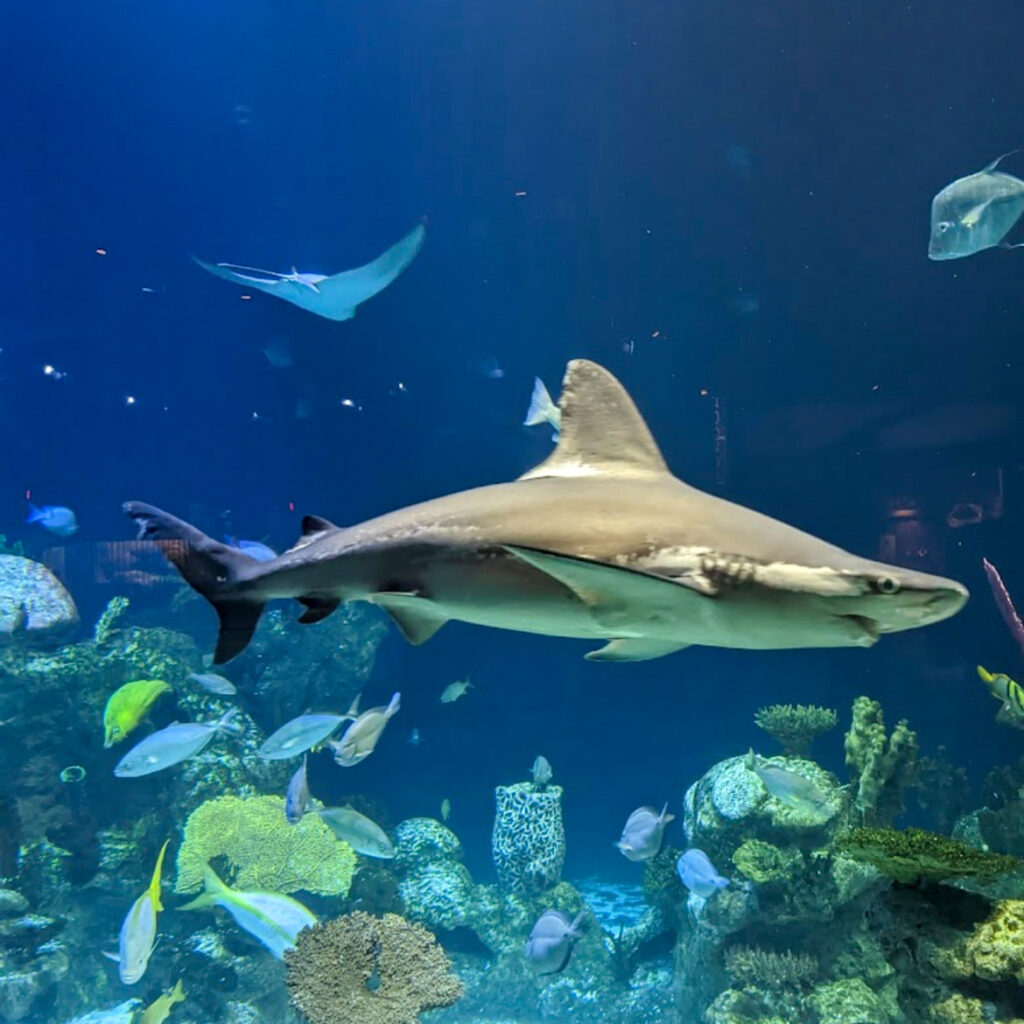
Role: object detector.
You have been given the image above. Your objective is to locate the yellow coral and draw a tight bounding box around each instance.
[956,900,1024,982]
[175,794,355,897]
[929,993,1024,1024]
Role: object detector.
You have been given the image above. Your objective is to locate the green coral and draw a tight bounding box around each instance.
[93,596,129,646]
[754,704,837,757]
[834,826,1019,884]
[175,794,355,896]
[731,839,801,884]
[844,696,918,824]
[810,978,890,1024]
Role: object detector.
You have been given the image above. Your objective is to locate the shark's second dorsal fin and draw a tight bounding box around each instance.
[519,360,669,480]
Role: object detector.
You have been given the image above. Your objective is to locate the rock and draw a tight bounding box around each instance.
[0,892,28,918]
[810,977,891,1024]
[0,556,78,642]
[57,1000,140,1024]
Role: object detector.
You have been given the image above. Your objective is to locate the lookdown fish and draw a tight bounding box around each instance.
[523,377,561,441]
[440,677,473,703]
[257,705,356,761]
[103,679,172,747]
[114,710,239,778]
[318,805,395,858]
[532,755,553,787]
[929,153,1024,260]
[327,692,400,767]
[179,864,316,959]
[977,665,1024,721]
[26,502,78,537]
[285,755,311,824]
[676,849,730,899]
[745,750,830,816]
[139,979,184,1024]
[105,840,169,984]
[524,909,585,974]
[615,803,675,862]
[124,360,967,667]
[187,671,237,696]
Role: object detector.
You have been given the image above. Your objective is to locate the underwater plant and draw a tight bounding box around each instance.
[175,794,355,896]
[754,703,838,757]
[285,911,463,1024]
[834,826,1019,884]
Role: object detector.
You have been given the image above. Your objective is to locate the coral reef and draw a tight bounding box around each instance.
[937,900,1024,983]
[723,944,819,987]
[0,555,79,642]
[844,695,919,825]
[730,839,802,885]
[395,819,474,931]
[285,911,463,1024]
[175,794,355,896]
[835,826,1019,884]
[754,704,837,757]
[492,781,565,894]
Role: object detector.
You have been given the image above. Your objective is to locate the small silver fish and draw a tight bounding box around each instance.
[615,803,675,862]
[188,671,237,696]
[440,678,472,704]
[532,755,553,787]
[318,806,394,858]
[328,693,400,767]
[285,756,310,824]
[407,728,422,746]
[524,909,585,974]
[929,153,1024,260]
[523,378,562,442]
[745,749,830,815]
[114,711,239,778]
[676,848,730,898]
[440,798,451,821]
[258,708,353,761]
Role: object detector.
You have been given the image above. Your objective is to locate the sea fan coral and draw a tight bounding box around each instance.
[285,911,462,1024]
[175,794,355,896]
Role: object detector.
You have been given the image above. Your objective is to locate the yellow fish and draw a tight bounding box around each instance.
[139,979,184,1024]
[105,839,168,984]
[977,665,1024,717]
[103,680,172,747]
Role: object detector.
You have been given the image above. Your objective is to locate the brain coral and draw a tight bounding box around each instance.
[491,782,564,894]
[175,794,355,896]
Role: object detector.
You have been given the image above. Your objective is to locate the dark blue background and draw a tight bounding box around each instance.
[4,0,1024,881]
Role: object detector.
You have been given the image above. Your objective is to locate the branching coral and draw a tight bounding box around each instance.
[754,704,837,757]
[285,911,463,1024]
[175,794,355,896]
[834,826,1018,884]
[844,696,918,824]
[723,944,818,988]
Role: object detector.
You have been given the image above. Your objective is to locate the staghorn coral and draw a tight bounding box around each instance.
[175,794,355,896]
[754,704,837,757]
[285,911,462,1024]
[723,944,818,988]
[844,695,918,825]
[835,826,1018,884]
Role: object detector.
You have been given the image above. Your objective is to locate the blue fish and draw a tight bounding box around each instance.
[224,536,277,562]
[26,503,78,537]
[676,849,730,899]
[407,728,422,746]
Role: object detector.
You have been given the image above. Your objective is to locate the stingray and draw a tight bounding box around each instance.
[192,221,425,321]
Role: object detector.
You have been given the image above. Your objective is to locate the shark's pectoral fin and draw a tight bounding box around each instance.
[585,638,691,662]
[369,592,449,645]
[297,597,341,624]
[503,545,708,631]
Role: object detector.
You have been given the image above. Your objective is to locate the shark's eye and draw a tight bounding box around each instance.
[874,576,901,595]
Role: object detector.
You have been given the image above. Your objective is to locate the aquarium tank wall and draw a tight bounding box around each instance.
[3,1,1024,1022]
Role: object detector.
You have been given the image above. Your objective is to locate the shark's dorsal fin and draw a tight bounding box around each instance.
[519,360,669,480]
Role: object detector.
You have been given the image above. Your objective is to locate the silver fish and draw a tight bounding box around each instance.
[615,803,675,862]
[929,153,1024,260]
[257,708,353,761]
[103,841,168,983]
[285,755,310,824]
[318,806,394,858]
[125,360,966,666]
[188,671,237,696]
[532,755,553,786]
[327,693,400,767]
[440,678,472,703]
[524,909,585,974]
[676,848,730,898]
[114,711,238,778]
[745,749,830,815]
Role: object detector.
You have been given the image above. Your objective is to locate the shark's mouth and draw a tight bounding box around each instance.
[841,614,880,645]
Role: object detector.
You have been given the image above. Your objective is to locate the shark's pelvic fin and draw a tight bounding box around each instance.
[519,360,669,481]
[369,592,449,644]
[297,597,341,624]
[585,638,691,661]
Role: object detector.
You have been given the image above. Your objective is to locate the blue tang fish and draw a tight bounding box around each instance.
[26,503,78,537]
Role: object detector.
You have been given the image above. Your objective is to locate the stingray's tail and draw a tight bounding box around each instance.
[123,501,266,663]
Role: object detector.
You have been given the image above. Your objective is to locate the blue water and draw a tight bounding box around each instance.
[5,1,1024,1021]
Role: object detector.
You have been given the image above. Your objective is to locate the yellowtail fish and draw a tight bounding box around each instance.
[179,865,316,959]
[103,680,172,747]
[139,979,184,1024]
[977,665,1024,718]
[105,840,169,984]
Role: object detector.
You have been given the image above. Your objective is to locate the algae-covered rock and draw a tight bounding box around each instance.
[0,555,78,642]
[731,839,801,885]
[810,977,890,1024]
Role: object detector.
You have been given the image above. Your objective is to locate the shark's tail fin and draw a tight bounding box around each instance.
[123,501,266,663]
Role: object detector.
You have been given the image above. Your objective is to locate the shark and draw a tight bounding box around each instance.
[191,221,425,321]
[124,359,968,664]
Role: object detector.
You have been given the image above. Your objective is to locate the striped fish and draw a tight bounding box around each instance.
[977,665,1024,718]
